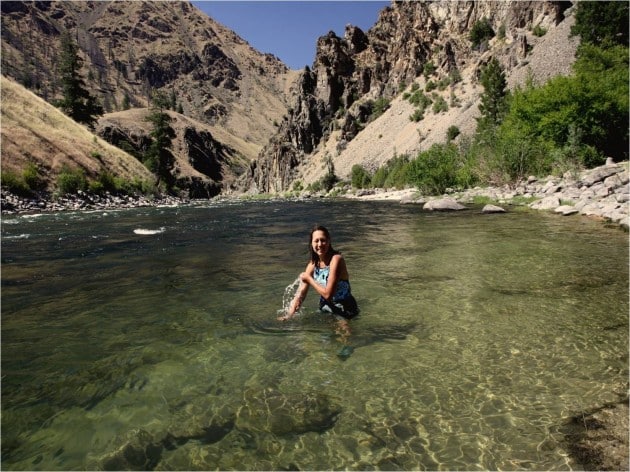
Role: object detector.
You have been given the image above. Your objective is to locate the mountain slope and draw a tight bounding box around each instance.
[0,0,299,177]
[1,75,154,187]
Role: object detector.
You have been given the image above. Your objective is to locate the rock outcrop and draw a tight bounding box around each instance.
[247,0,573,193]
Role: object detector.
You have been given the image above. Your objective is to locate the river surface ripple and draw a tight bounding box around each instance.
[1,200,628,470]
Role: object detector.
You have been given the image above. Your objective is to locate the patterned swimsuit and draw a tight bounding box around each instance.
[313,265,359,318]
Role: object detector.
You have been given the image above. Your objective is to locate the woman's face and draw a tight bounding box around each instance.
[311,230,330,258]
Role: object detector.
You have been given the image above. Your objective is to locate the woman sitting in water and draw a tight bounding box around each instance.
[279,224,358,321]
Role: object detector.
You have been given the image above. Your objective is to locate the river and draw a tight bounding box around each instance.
[1,199,628,470]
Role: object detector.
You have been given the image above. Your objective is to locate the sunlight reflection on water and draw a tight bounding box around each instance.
[1,200,628,470]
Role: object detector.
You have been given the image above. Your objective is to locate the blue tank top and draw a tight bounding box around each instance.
[313,265,352,302]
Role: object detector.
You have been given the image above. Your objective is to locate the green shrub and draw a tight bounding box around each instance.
[370,155,411,189]
[470,18,495,49]
[371,166,388,188]
[409,109,424,122]
[383,155,412,189]
[532,25,547,37]
[409,143,474,194]
[432,95,448,113]
[370,97,390,121]
[22,163,45,191]
[425,80,437,92]
[351,164,372,189]
[423,61,436,79]
[446,126,461,142]
[57,166,87,195]
[1,170,31,196]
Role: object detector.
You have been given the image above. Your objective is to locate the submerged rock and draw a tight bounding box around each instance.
[89,429,163,471]
[482,204,506,214]
[236,387,341,436]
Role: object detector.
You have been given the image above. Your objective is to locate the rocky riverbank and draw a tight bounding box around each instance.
[345,161,629,230]
[0,190,189,215]
[2,162,628,229]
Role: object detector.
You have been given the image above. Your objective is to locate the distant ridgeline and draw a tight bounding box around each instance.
[1,1,627,199]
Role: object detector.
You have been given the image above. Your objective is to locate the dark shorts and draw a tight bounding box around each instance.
[319,295,359,319]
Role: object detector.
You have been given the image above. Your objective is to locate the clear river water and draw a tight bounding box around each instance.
[1,199,628,470]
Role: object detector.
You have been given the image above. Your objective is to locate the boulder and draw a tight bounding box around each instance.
[423,198,467,211]
[580,165,622,187]
[482,204,506,214]
[530,196,560,210]
[554,205,579,216]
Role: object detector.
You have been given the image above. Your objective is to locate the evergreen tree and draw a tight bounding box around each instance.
[477,57,508,131]
[145,91,176,191]
[55,33,103,127]
[572,1,629,47]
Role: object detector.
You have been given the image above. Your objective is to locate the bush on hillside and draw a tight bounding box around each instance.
[351,164,372,189]
[470,18,495,49]
[57,165,87,195]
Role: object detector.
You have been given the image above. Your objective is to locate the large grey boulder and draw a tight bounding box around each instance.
[530,196,560,210]
[423,198,467,211]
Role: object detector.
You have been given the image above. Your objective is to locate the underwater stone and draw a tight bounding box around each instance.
[236,387,341,435]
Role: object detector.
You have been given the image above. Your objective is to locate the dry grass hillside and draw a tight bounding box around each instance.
[1,75,154,188]
[299,11,579,186]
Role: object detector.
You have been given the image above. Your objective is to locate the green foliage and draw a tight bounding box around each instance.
[494,123,553,181]
[425,80,437,92]
[409,143,476,195]
[449,68,462,85]
[1,170,31,196]
[22,163,45,191]
[57,165,87,195]
[145,91,176,191]
[88,171,117,194]
[532,25,547,37]
[370,97,390,121]
[319,153,339,192]
[409,109,424,122]
[383,154,411,189]
[55,33,103,127]
[407,89,433,122]
[292,180,304,192]
[497,24,506,40]
[432,95,448,114]
[477,58,508,132]
[572,1,629,47]
[446,126,460,142]
[470,18,495,49]
[369,155,411,189]
[499,43,628,163]
[423,61,436,79]
[351,164,372,189]
[1,163,45,196]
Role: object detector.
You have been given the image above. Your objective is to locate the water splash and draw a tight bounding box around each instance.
[133,227,166,235]
[278,277,301,317]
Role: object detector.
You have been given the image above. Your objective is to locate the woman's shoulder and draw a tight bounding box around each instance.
[330,253,345,264]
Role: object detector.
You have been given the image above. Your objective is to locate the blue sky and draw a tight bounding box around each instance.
[191,1,390,70]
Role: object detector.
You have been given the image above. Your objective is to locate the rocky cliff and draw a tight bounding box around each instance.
[247,0,574,193]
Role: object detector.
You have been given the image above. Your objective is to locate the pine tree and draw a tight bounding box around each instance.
[477,57,508,131]
[55,33,103,127]
[145,91,176,191]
